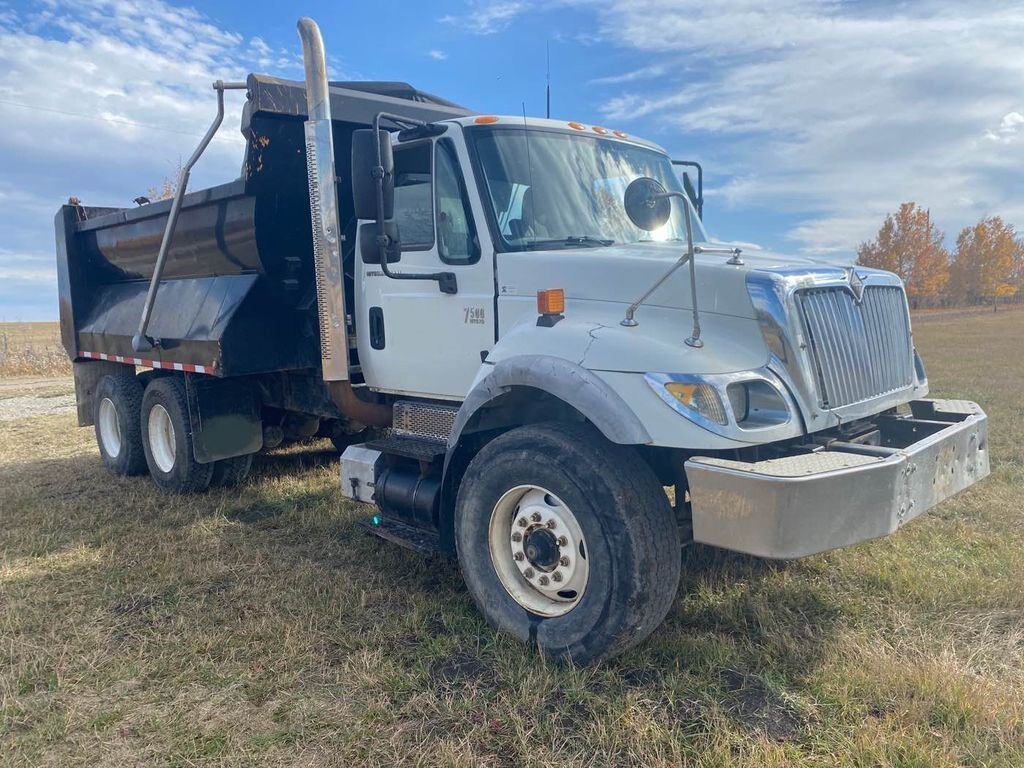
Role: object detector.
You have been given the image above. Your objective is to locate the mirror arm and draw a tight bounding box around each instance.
[621,252,692,327]
[369,112,458,294]
[620,189,704,347]
[681,200,703,348]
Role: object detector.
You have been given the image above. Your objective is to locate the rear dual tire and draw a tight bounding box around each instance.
[93,373,148,476]
[93,372,254,492]
[141,377,215,494]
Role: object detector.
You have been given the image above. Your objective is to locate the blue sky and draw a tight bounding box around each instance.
[1,0,1023,319]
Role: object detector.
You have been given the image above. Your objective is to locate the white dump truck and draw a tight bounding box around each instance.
[57,19,990,662]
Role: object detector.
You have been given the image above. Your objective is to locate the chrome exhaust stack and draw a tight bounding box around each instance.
[298,17,349,383]
[298,18,391,427]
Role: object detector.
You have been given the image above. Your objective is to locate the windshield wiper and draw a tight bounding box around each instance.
[527,236,615,249]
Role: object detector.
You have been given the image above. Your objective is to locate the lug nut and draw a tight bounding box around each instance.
[511,532,522,542]
[557,536,568,546]
[559,556,570,566]
[530,512,542,522]
[514,552,524,561]
[538,575,550,586]
[517,518,528,528]
[552,572,563,582]
[546,519,556,529]
[524,568,535,578]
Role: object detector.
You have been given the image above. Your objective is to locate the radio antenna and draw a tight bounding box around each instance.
[545,41,551,119]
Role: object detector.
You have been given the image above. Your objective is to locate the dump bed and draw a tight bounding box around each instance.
[56,75,471,377]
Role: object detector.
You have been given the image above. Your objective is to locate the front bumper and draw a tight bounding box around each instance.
[685,399,989,559]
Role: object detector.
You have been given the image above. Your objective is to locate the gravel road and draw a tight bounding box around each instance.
[0,378,77,421]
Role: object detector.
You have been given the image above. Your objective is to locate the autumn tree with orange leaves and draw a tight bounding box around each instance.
[949,216,1023,309]
[856,203,949,305]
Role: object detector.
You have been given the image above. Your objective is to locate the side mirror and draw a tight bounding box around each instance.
[682,172,699,213]
[624,177,671,232]
[351,129,394,221]
[359,220,402,264]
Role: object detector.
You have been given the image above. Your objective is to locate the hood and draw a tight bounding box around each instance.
[496,240,828,321]
[494,241,838,376]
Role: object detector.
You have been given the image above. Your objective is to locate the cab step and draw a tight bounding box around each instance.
[358,515,440,555]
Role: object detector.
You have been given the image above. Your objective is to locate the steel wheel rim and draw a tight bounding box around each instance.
[487,484,589,617]
[148,404,176,473]
[98,397,122,458]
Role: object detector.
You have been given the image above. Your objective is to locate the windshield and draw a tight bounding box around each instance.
[469,127,707,250]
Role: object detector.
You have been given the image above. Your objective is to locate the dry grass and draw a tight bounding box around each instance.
[0,323,70,378]
[1,312,1023,766]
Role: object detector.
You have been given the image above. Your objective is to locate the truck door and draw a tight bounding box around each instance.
[356,134,495,400]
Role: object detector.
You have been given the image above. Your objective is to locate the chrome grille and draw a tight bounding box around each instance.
[796,285,914,408]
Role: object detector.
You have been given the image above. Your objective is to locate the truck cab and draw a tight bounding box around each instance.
[57,18,990,664]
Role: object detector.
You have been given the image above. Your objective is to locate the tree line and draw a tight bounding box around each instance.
[856,203,1024,309]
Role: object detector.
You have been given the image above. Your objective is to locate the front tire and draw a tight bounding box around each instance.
[455,422,681,663]
[93,372,147,477]
[141,376,214,493]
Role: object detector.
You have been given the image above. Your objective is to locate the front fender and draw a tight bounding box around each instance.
[449,354,651,448]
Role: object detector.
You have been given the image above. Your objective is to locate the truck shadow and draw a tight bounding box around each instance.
[4,444,842,746]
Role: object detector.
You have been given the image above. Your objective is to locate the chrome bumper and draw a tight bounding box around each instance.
[685,399,989,559]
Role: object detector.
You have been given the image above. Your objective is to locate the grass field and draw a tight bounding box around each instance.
[1,312,1022,766]
[0,323,69,378]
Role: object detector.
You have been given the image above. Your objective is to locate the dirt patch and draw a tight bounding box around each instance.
[719,668,804,741]
[429,650,490,687]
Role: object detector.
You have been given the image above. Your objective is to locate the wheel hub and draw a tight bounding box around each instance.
[98,397,122,458]
[148,403,177,474]
[488,485,590,617]
[524,528,560,570]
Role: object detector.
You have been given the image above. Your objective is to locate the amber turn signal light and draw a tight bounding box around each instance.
[537,288,565,316]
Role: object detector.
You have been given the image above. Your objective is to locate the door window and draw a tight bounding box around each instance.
[392,142,433,249]
[434,140,480,264]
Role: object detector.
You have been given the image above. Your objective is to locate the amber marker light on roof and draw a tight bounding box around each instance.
[537,288,566,316]
[567,121,585,130]
[613,130,628,138]
[475,115,499,124]
[592,126,608,134]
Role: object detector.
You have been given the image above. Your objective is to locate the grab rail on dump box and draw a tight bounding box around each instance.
[132,80,248,353]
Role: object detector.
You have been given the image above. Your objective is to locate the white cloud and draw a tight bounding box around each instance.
[588,0,1024,254]
[428,49,448,61]
[984,111,1024,143]
[0,250,55,283]
[590,64,666,86]
[0,0,303,319]
[440,1,529,34]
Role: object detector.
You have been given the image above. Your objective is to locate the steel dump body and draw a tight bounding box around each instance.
[56,75,470,377]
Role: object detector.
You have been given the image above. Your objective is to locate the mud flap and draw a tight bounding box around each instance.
[184,373,262,463]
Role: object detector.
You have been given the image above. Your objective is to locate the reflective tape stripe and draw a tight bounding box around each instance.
[79,350,213,374]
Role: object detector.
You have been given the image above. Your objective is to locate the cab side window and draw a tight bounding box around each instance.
[392,142,433,249]
[434,140,480,264]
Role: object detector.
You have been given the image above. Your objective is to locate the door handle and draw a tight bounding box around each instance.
[369,306,386,350]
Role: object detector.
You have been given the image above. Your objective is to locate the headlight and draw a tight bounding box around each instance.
[664,382,728,425]
[727,379,790,429]
[645,370,794,434]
